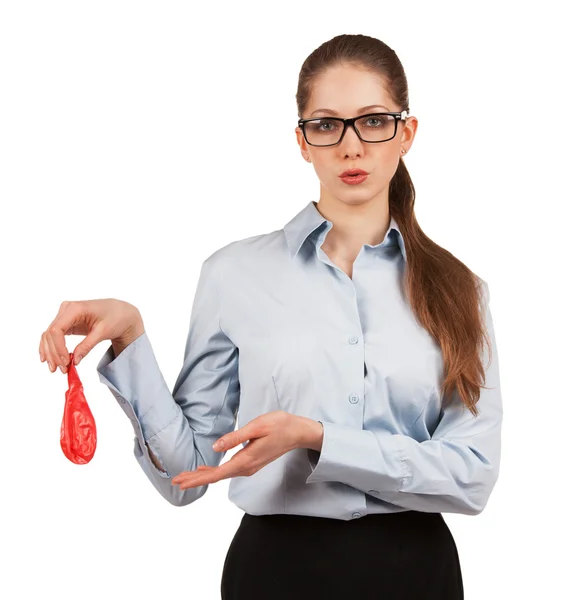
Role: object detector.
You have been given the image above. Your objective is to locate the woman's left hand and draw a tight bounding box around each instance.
[171,410,305,490]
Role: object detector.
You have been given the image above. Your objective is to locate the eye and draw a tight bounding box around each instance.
[362,116,386,127]
[314,119,338,131]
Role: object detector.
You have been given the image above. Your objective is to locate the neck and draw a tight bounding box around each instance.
[315,192,391,262]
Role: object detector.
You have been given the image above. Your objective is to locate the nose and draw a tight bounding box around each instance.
[339,122,364,155]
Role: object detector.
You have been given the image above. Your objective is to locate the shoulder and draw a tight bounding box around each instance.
[201,229,287,275]
[475,275,490,307]
[471,275,491,327]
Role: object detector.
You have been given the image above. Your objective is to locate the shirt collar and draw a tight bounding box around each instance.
[283,200,407,262]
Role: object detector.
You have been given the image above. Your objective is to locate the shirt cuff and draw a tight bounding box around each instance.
[97,332,181,446]
[305,420,407,492]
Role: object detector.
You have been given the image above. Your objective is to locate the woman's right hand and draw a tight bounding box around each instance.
[39,299,144,374]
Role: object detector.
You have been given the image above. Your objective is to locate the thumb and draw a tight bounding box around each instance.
[73,324,105,365]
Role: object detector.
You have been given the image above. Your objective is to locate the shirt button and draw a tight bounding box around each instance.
[348,335,358,345]
[352,512,362,519]
[349,393,359,404]
[368,490,377,494]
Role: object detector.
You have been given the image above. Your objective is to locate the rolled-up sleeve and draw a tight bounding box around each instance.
[306,282,502,516]
[97,257,240,507]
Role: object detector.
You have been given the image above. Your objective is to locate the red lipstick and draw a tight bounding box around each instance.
[339,168,369,185]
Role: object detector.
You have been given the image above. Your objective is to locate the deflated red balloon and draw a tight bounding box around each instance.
[60,351,97,464]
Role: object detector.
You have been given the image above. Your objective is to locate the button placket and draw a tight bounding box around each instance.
[347,276,366,522]
[348,332,362,404]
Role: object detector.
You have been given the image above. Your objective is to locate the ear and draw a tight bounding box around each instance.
[400,116,418,153]
[295,127,310,162]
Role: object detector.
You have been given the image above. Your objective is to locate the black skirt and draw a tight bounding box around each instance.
[221,510,464,599]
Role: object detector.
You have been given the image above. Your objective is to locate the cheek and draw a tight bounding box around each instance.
[364,156,401,194]
[371,148,401,178]
[309,158,332,186]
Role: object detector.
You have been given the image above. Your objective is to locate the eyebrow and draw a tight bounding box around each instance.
[309,104,390,117]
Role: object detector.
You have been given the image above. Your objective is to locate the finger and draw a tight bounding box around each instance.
[39,331,49,365]
[41,301,73,367]
[213,430,245,451]
[47,303,84,368]
[203,456,248,482]
[172,471,211,487]
[177,472,220,489]
[72,321,106,365]
[173,466,214,482]
[42,330,56,372]
[172,466,211,482]
[217,418,270,451]
[174,452,252,487]
[175,464,230,487]
[39,332,46,363]
[47,300,72,330]
[45,330,63,373]
[40,331,53,371]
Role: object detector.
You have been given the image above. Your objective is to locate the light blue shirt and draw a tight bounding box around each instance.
[97,200,502,520]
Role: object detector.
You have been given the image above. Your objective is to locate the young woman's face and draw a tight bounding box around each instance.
[295,64,417,206]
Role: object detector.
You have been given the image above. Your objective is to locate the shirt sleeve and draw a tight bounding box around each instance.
[305,281,502,516]
[96,257,240,507]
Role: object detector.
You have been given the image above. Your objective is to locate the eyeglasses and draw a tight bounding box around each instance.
[298,110,408,147]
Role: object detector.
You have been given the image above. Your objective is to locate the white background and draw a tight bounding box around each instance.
[2,1,562,598]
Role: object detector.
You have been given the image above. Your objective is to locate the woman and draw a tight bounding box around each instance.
[39,34,502,599]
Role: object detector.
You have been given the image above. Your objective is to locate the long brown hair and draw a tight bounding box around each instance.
[296,34,492,417]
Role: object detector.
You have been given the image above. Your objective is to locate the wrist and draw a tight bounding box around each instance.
[296,416,324,452]
[112,320,145,357]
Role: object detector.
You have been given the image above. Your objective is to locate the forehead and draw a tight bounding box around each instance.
[307,64,395,116]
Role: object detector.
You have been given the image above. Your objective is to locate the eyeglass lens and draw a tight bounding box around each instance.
[303,114,397,146]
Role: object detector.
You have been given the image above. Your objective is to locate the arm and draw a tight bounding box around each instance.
[146,442,165,472]
[112,336,140,360]
[96,257,240,507]
[302,281,502,516]
[112,332,166,472]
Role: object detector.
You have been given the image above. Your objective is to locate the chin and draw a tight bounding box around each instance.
[336,192,375,205]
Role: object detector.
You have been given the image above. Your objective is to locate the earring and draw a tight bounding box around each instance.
[400,148,406,154]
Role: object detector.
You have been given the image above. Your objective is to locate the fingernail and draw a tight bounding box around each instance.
[213,440,224,451]
[75,354,82,365]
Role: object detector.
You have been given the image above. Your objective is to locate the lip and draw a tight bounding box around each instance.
[339,168,369,177]
[340,173,368,185]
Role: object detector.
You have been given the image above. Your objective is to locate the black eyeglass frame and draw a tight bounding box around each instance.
[298,110,409,147]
